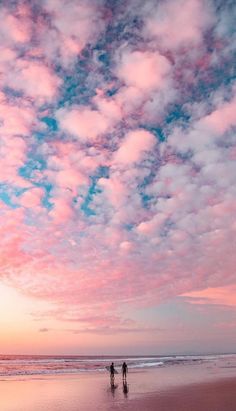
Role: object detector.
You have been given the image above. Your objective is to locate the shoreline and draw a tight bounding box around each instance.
[1,359,236,410]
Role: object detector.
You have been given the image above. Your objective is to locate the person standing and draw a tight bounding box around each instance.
[122,361,128,380]
[110,362,115,386]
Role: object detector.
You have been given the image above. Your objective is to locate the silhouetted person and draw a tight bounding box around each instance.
[122,361,128,380]
[110,362,115,386]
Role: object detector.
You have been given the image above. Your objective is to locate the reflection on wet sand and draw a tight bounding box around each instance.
[123,380,129,398]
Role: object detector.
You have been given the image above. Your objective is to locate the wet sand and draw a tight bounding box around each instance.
[120,378,236,411]
[1,358,236,410]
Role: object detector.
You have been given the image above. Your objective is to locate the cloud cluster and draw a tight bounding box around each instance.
[0,0,235,331]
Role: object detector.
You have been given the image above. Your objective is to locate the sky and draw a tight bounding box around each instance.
[0,0,235,355]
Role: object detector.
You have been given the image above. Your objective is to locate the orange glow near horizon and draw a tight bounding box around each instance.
[0,283,54,353]
[182,285,236,306]
[1,282,236,355]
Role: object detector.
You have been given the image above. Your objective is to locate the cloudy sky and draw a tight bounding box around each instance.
[0,0,235,355]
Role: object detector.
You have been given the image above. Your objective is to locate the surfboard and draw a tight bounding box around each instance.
[105,366,118,374]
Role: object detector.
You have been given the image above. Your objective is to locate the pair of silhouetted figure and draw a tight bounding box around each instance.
[110,362,129,397]
[110,361,128,388]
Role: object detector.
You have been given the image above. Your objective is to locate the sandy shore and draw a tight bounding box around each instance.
[1,358,236,410]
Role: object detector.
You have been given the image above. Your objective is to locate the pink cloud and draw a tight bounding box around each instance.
[5,60,61,103]
[93,92,122,123]
[0,96,38,187]
[45,142,102,199]
[119,241,134,252]
[0,47,17,68]
[114,86,144,116]
[19,188,44,208]
[0,98,36,136]
[57,106,111,141]
[201,95,236,134]
[115,50,171,92]
[44,0,105,43]
[113,49,176,124]
[96,129,157,215]
[0,208,30,270]
[169,92,236,155]
[143,0,215,50]
[56,94,124,143]
[137,213,167,235]
[0,8,31,44]
[39,0,106,67]
[113,129,156,165]
[49,195,74,224]
[55,169,87,192]
[0,135,28,186]
[99,176,129,208]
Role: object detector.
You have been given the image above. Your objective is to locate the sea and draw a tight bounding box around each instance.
[0,353,234,378]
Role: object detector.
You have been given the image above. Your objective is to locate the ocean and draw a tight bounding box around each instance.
[0,353,234,378]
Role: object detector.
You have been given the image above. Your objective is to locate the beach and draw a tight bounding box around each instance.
[1,355,236,410]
